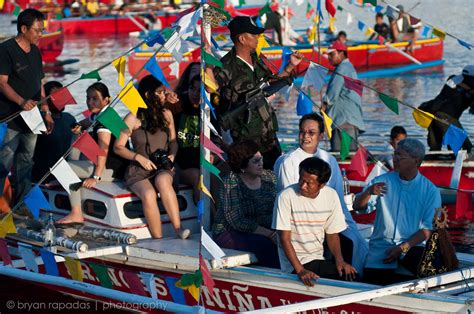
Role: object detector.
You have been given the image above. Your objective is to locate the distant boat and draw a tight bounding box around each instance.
[38,30,64,63]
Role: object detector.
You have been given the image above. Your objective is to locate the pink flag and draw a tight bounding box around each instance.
[348,146,368,177]
[201,133,225,161]
[72,132,106,166]
[0,238,12,266]
[343,76,364,97]
[50,87,77,111]
[81,109,92,119]
[122,270,148,297]
[409,15,421,25]
[200,255,216,297]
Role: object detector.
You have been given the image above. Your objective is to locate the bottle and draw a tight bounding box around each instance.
[341,169,350,195]
[44,213,56,251]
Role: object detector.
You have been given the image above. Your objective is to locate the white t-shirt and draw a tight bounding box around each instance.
[272,184,347,273]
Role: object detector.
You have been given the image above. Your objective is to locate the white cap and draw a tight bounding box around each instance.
[462,65,474,77]
[447,65,474,88]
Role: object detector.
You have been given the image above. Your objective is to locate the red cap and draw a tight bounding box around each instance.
[327,40,347,53]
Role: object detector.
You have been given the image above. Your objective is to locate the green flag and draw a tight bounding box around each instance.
[55,13,62,20]
[213,0,225,9]
[379,93,399,114]
[201,158,222,181]
[203,51,222,68]
[97,107,128,138]
[363,0,377,6]
[213,6,231,20]
[12,6,21,17]
[337,5,343,11]
[161,27,174,40]
[238,0,246,6]
[90,263,113,289]
[340,130,353,161]
[80,70,101,81]
[259,2,271,16]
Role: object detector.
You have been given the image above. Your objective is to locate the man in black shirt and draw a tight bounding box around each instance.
[370,13,390,41]
[0,9,53,212]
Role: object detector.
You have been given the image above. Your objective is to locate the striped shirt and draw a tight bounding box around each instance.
[272,184,347,273]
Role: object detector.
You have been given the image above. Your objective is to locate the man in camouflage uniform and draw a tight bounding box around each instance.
[212,16,302,169]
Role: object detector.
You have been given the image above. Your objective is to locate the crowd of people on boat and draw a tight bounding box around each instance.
[0,9,470,288]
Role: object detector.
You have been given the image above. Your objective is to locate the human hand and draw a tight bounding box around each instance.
[43,113,54,134]
[136,154,158,171]
[368,182,386,196]
[297,268,319,287]
[82,178,98,189]
[383,245,402,264]
[336,261,357,281]
[20,99,37,111]
[290,51,303,66]
[71,123,82,135]
[166,91,179,104]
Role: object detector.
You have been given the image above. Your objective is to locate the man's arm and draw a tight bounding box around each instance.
[279,51,303,78]
[326,233,357,280]
[384,229,432,263]
[0,74,36,111]
[353,182,386,211]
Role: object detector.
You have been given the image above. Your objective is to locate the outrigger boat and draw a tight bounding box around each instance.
[38,30,64,63]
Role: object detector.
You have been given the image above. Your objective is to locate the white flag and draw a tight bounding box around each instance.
[168,61,180,79]
[365,161,388,184]
[302,63,327,92]
[346,12,353,25]
[201,227,225,261]
[20,107,46,134]
[50,157,81,194]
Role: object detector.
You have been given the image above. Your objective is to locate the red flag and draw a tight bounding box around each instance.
[200,255,216,297]
[201,132,225,161]
[50,87,77,111]
[72,132,106,166]
[348,146,368,177]
[343,76,364,97]
[0,238,12,266]
[326,0,336,17]
[190,47,201,62]
[176,5,197,22]
[409,15,421,25]
[378,35,385,45]
[122,270,148,297]
[82,109,92,119]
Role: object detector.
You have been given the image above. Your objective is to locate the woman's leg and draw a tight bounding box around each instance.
[130,179,163,239]
[178,167,200,204]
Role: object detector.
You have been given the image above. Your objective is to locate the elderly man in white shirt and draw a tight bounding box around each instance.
[274,113,368,274]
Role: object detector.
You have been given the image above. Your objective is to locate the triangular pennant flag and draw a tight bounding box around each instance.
[199,175,214,201]
[64,256,83,281]
[50,157,81,195]
[206,119,220,138]
[348,146,368,177]
[0,213,16,238]
[379,93,399,114]
[322,111,333,139]
[201,85,217,119]
[362,0,376,6]
[365,161,387,184]
[80,70,101,81]
[145,32,165,47]
[409,15,421,25]
[306,3,315,19]
[0,123,7,148]
[201,133,225,161]
[0,0,5,10]
[278,47,293,74]
[201,158,222,181]
[165,276,186,304]
[168,61,180,79]
[325,0,336,17]
[20,107,46,134]
[458,39,473,50]
[81,109,92,119]
[189,47,201,62]
[90,263,113,288]
[140,272,157,299]
[118,82,148,115]
[279,84,293,102]
[421,25,432,38]
[40,249,59,276]
[202,71,219,92]
[432,27,446,40]
[358,20,366,31]
[343,77,364,97]
[256,34,270,56]
[197,200,204,223]
[442,124,468,156]
[24,185,51,219]
[123,270,148,296]
[364,27,375,36]
[187,284,200,301]
[346,12,353,25]
[201,226,226,260]
[337,5,343,11]
[144,58,171,89]
[0,238,12,266]
[412,110,434,129]
[18,243,38,272]
[296,92,313,116]
[374,5,383,13]
[329,16,337,33]
[72,132,106,166]
[203,51,222,68]
[302,63,327,92]
[112,56,126,87]
[97,107,129,138]
[340,130,352,161]
[199,255,216,298]
[12,6,21,17]
[214,33,228,42]
[316,0,324,22]
[50,87,77,111]
[258,2,271,16]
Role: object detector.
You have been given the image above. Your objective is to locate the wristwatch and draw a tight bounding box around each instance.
[400,242,410,254]
[92,175,101,181]
[41,110,52,116]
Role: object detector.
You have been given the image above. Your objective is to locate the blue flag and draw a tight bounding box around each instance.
[458,39,473,50]
[24,185,51,219]
[374,5,384,13]
[278,47,293,74]
[164,276,186,304]
[0,123,7,148]
[296,92,313,116]
[421,25,432,38]
[144,57,171,89]
[255,16,263,27]
[442,124,468,156]
[358,21,365,31]
[317,0,324,22]
[197,200,204,223]
[145,32,165,47]
[40,249,59,276]
[201,84,217,119]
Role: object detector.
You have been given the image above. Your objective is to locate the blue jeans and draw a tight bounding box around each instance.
[0,128,37,204]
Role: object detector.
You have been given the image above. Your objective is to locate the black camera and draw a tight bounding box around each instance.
[149,149,174,170]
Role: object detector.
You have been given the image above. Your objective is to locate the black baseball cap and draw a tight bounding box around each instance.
[228,16,265,39]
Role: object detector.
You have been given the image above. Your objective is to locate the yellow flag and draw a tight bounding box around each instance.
[214,34,228,42]
[64,256,84,281]
[112,56,126,87]
[199,175,214,201]
[313,15,319,24]
[256,34,270,56]
[364,27,375,36]
[308,26,316,43]
[0,0,4,10]
[432,27,446,40]
[412,109,435,129]
[329,17,337,34]
[322,112,333,139]
[201,70,219,93]
[118,82,147,115]
[0,212,16,238]
[188,284,200,301]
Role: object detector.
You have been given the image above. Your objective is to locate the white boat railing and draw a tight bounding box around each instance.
[243,267,474,314]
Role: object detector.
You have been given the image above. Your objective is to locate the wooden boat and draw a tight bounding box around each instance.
[47,15,148,35]
[38,30,64,63]
[1,182,474,313]
[127,38,444,82]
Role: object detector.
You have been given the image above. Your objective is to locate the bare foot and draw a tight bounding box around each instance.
[56,213,84,224]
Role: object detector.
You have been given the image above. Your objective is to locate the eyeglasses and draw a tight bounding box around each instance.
[31,27,45,34]
[249,157,263,164]
[299,129,319,137]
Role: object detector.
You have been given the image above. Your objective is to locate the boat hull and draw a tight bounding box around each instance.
[48,16,147,35]
[38,31,64,63]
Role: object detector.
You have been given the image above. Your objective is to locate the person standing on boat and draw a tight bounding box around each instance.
[419,65,474,153]
[273,113,368,275]
[369,13,391,41]
[0,9,54,215]
[322,41,365,152]
[353,139,441,285]
[209,16,302,170]
[273,157,358,286]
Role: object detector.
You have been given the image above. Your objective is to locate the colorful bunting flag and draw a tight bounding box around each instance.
[201,133,225,161]
[72,132,106,165]
[329,16,337,33]
[0,238,12,266]
[364,27,375,36]
[176,272,201,302]
[200,255,216,298]
[337,5,343,11]
[50,157,81,195]
[97,107,129,138]
[258,2,271,16]
[442,124,468,156]
[432,27,446,40]
[50,87,77,111]
[201,226,226,260]
[197,200,204,223]
[64,256,83,281]
[379,93,399,114]
[348,146,368,177]
[40,249,59,276]
[144,58,171,89]
[145,32,165,47]
[189,47,201,62]
[20,107,46,134]
[256,34,270,56]
[140,272,157,299]
[374,5,383,13]
[0,0,4,10]
[421,25,432,38]
[201,157,222,181]
[214,33,228,42]
[90,263,113,288]
[0,213,16,238]
[168,61,180,79]
[346,12,353,25]
[80,70,101,81]
[24,185,51,219]
[199,175,214,201]
[202,71,219,92]
[365,161,387,184]
[325,0,336,17]
[118,82,148,115]
[362,0,376,6]
[322,111,333,139]
[122,270,147,296]
[0,123,6,148]
[316,0,324,22]
[164,276,186,304]
[357,20,366,31]
[412,109,434,129]
[409,15,421,25]
[18,244,38,272]
[296,92,313,116]
[306,2,315,19]
[458,39,473,50]
[340,130,352,161]
[12,6,21,17]
[278,47,293,75]
[343,77,364,97]
[203,51,223,68]
[112,56,126,87]
[201,86,217,119]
